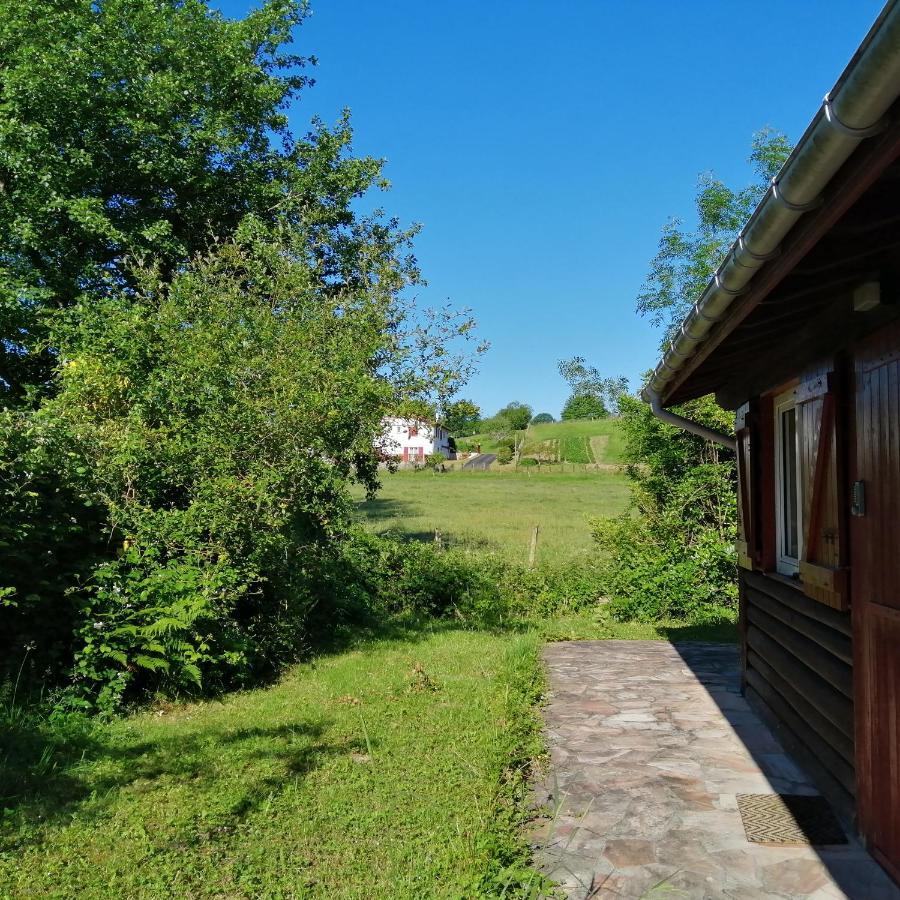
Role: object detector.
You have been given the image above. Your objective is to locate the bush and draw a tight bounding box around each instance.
[424,452,446,470]
[336,530,605,625]
[496,446,514,464]
[518,457,538,467]
[592,393,737,622]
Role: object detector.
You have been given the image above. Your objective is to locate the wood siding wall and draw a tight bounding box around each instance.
[741,569,855,821]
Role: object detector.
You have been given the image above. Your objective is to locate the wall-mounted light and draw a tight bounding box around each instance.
[853,280,881,312]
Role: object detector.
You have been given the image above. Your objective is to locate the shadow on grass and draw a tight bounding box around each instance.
[374,528,500,555]
[0,715,352,853]
[354,497,416,519]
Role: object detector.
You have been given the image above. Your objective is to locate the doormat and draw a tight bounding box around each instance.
[737,793,847,845]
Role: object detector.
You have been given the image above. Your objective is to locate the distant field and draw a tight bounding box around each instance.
[354,469,630,565]
[526,418,627,464]
[460,417,626,466]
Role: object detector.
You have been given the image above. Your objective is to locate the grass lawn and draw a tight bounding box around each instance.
[0,615,736,900]
[355,469,630,565]
[0,625,547,899]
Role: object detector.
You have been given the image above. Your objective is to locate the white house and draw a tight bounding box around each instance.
[380,417,453,463]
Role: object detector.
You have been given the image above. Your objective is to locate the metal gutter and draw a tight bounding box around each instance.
[645,388,736,450]
[643,0,900,407]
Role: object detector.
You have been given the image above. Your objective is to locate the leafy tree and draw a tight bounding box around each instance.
[0,0,483,707]
[592,129,792,622]
[558,357,628,415]
[637,127,792,344]
[561,394,607,420]
[496,401,532,431]
[593,394,737,620]
[442,399,481,437]
[1,0,440,404]
[531,412,554,424]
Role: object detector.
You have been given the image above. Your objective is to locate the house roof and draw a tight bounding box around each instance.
[646,0,900,408]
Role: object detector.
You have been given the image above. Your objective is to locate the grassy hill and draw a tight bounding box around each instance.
[521,418,626,465]
[459,417,626,466]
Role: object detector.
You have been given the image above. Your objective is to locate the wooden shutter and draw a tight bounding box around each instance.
[735,403,756,570]
[795,371,849,610]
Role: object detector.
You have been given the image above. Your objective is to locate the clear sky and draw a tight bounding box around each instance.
[217,0,884,419]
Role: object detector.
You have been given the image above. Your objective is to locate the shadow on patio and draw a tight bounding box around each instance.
[530,640,898,899]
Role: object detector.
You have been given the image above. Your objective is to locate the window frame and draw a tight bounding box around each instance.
[773,388,803,576]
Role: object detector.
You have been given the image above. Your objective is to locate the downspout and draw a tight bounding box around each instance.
[644,388,737,451]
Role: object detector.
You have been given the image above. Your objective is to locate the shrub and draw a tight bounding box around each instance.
[496,446,514,464]
[518,457,538,467]
[424,452,446,470]
[592,393,737,622]
[335,530,605,625]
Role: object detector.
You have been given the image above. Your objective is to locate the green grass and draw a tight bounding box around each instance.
[460,417,626,466]
[355,469,630,564]
[524,419,627,465]
[0,625,549,899]
[536,609,738,643]
[0,614,736,899]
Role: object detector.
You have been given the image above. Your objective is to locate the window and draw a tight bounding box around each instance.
[408,424,418,438]
[774,390,802,576]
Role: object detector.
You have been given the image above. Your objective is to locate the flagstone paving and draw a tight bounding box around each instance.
[531,640,899,899]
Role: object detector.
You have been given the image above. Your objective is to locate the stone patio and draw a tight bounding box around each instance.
[530,640,899,899]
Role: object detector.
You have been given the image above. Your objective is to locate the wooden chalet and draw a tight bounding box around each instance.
[644,2,900,883]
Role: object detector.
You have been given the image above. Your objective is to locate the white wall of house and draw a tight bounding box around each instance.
[380,418,453,461]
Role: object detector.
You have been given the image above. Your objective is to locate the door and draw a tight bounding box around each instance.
[852,320,900,884]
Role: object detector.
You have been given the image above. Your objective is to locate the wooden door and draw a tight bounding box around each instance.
[852,320,900,884]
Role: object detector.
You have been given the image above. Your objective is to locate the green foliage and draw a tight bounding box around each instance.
[557,431,595,464]
[424,452,446,470]
[496,445,514,464]
[558,357,628,416]
[0,0,484,710]
[531,412,555,424]
[442,399,481,437]
[561,393,608,421]
[38,217,426,709]
[593,394,738,621]
[496,401,532,430]
[0,0,320,401]
[637,127,792,343]
[339,530,605,625]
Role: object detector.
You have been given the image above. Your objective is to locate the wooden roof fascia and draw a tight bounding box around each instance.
[660,112,900,406]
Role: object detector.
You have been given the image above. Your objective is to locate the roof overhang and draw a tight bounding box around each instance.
[645,0,900,408]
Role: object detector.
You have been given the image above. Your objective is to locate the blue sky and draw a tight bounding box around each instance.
[218,0,884,419]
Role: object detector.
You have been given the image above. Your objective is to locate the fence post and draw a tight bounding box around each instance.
[528,524,539,568]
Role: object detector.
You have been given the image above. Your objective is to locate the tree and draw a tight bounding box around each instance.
[496,401,532,430]
[561,394,607,420]
[0,0,392,403]
[0,1,484,707]
[637,127,792,344]
[592,128,793,623]
[558,357,628,415]
[442,399,481,437]
[531,412,555,424]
